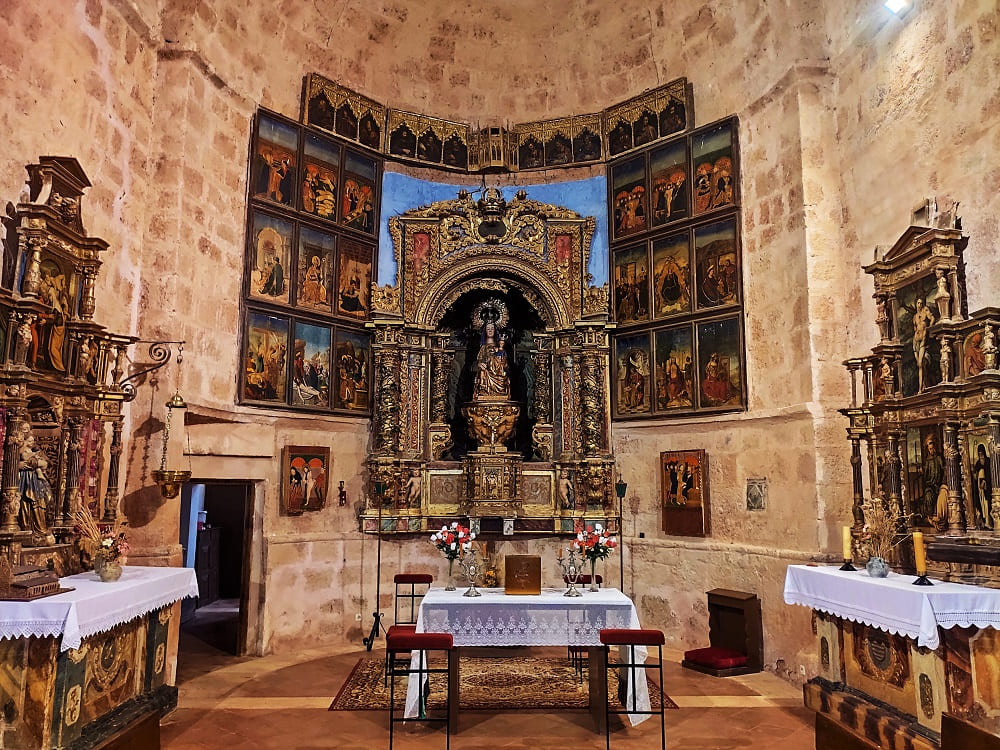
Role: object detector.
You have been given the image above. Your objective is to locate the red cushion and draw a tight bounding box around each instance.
[387,632,453,652]
[387,624,417,638]
[600,628,665,646]
[683,646,747,669]
[394,573,433,584]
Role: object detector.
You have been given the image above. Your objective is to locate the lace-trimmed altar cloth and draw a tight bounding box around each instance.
[783,564,1000,649]
[405,587,652,725]
[0,566,199,651]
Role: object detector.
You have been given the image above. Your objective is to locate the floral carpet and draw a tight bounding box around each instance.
[329,654,676,711]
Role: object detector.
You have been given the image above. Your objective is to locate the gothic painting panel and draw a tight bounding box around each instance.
[336,239,373,320]
[291,321,331,408]
[694,218,739,310]
[652,232,691,318]
[614,332,652,417]
[696,316,743,409]
[306,88,335,131]
[301,132,340,221]
[417,128,443,164]
[544,132,573,167]
[632,109,659,148]
[897,273,942,396]
[335,102,358,141]
[243,312,289,404]
[611,156,647,240]
[692,120,736,215]
[613,244,650,325]
[296,227,335,313]
[607,120,633,158]
[661,449,710,537]
[650,139,689,227]
[247,211,293,306]
[32,257,72,373]
[654,325,694,411]
[389,123,417,158]
[904,425,945,523]
[358,111,382,150]
[966,429,994,531]
[659,95,688,137]
[519,135,544,170]
[281,445,330,515]
[442,134,468,170]
[573,127,602,163]
[251,112,298,209]
[333,328,370,411]
[341,151,377,235]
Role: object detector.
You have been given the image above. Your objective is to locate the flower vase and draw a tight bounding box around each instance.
[445,558,456,591]
[94,553,123,583]
[866,556,890,578]
[588,558,599,592]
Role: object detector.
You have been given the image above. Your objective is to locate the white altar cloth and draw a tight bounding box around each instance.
[0,566,199,651]
[405,587,651,724]
[783,564,1000,649]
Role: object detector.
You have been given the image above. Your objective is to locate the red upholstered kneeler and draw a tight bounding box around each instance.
[682,646,748,670]
[681,589,763,677]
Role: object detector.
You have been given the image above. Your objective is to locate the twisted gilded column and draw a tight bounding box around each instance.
[850,437,865,529]
[0,409,27,533]
[579,352,603,455]
[60,417,84,524]
[988,414,1000,530]
[943,422,966,535]
[885,432,903,523]
[373,348,401,455]
[101,419,123,524]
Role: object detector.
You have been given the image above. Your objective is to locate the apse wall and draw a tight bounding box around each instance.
[0,0,996,668]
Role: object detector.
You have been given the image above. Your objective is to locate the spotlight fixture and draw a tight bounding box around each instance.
[884,0,910,14]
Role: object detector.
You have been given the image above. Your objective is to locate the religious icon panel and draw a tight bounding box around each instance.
[291,321,331,408]
[32,257,74,373]
[611,156,647,240]
[694,219,739,310]
[661,449,710,537]
[692,120,736,215]
[251,113,298,209]
[614,332,652,417]
[650,139,688,227]
[301,133,339,221]
[336,239,373,320]
[904,425,946,525]
[613,244,650,325]
[654,325,694,411]
[696,316,743,409]
[652,233,691,318]
[247,211,293,306]
[281,446,330,515]
[244,312,289,404]
[897,273,942,396]
[340,151,377,235]
[333,329,371,412]
[296,227,336,313]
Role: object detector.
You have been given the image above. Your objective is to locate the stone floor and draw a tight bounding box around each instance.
[162,633,815,749]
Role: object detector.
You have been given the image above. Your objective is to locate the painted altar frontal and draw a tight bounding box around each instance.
[361,186,618,536]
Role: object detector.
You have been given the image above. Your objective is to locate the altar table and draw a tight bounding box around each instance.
[784,564,1000,748]
[0,566,198,749]
[403,587,652,732]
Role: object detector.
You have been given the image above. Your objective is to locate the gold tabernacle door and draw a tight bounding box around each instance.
[504,555,541,595]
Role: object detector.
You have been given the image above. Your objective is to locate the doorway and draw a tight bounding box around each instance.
[179,481,252,655]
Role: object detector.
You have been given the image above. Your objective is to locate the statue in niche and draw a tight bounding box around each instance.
[472,300,511,401]
[911,297,936,392]
[17,425,56,547]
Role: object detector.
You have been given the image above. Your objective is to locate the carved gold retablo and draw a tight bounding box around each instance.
[463,400,520,452]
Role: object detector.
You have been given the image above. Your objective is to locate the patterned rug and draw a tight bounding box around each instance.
[329,655,677,711]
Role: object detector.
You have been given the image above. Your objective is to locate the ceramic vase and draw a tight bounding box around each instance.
[94,553,123,583]
[866,556,890,578]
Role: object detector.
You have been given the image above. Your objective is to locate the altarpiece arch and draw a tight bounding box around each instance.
[362,188,618,536]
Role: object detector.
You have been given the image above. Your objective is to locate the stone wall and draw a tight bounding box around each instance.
[0,0,995,672]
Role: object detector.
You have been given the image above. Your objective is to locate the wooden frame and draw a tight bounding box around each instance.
[280,445,331,515]
[661,449,710,537]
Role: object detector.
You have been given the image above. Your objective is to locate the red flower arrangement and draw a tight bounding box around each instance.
[574,523,617,561]
[430,522,475,560]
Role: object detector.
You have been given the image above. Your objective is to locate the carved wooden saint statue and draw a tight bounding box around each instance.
[472,300,511,401]
[17,425,56,547]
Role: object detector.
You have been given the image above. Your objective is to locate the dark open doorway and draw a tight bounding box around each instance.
[179,481,252,655]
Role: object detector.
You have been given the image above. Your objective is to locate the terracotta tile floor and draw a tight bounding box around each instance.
[162,633,815,749]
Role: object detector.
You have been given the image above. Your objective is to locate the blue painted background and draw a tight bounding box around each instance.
[378,171,608,287]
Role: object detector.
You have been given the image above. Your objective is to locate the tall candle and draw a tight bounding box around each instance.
[913,532,926,575]
[842,526,852,561]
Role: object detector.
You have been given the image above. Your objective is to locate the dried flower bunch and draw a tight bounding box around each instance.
[74,510,130,563]
[858,497,901,561]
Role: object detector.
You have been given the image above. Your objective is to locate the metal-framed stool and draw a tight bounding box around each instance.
[385,573,433,685]
[599,628,666,750]
[565,574,602,682]
[387,631,455,750]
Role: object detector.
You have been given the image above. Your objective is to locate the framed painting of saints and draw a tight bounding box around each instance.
[281,446,330,515]
[251,112,299,210]
[966,431,995,532]
[333,329,371,412]
[904,425,946,526]
[613,245,650,325]
[291,322,331,408]
[243,312,289,404]
[336,239,373,320]
[301,132,340,221]
[691,118,737,215]
[661,449,710,537]
[652,233,691,318]
[248,211,293,306]
[610,156,647,240]
[654,325,694,412]
[897,274,942,396]
[614,332,652,418]
[694,219,739,310]
[696,316,744,410]
[296,227,335,313]
[340,150,378,235]
[32,257,74,373]
[649,139,689,227]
